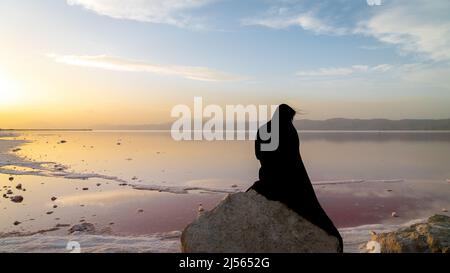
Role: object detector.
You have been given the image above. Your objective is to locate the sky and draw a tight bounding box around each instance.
[0,0,450,128]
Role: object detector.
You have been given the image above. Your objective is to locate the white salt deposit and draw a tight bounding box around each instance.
[0,231,182,253]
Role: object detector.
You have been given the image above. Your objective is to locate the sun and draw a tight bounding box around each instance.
[0,72,20,106]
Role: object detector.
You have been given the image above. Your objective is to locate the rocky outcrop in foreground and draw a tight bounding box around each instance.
[372,215,450,253]
[181,190,341,253]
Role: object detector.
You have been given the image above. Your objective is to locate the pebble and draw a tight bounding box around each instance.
[8,177,14,182]
[13,221,21,226]
[10,196,24,203]
[137,209,144,213]
[51,196,57,201]
[198,204,205,216]
[82,187,89,191]
[46,211,54,215]
[442,208,448,212]
[15,184,22,190]
[391,212,399,217]
[53,205,58,209]
[6,190,13,195]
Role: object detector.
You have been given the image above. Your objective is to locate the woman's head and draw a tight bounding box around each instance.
[276,104,296,122]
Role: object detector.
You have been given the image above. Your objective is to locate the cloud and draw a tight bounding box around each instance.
[356,0,450,62]
[366,0,382,6]
[244,0,450,62]
[296,64,391,78]
[242,12,348,35]
[48,54,243,82]
[66,0,212,28]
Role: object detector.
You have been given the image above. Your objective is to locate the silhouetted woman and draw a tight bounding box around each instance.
[248,104,343,252]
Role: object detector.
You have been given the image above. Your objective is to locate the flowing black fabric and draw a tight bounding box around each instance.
[247,104,343,252]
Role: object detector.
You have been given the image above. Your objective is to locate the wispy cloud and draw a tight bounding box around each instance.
[242,12,348,36]
[66,0,213,28]
[296,64,393,78]
[244,0,450,62]
[48,54,244,82]
[356,0,450,62]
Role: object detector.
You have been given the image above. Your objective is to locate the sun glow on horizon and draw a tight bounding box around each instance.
[0,70,21,107]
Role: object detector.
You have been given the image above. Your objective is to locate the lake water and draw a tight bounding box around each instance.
[1,131,449,252]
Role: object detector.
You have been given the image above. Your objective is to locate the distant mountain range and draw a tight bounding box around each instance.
[95,118,450,131]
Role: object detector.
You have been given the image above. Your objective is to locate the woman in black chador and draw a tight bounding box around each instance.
[247,104,343,252]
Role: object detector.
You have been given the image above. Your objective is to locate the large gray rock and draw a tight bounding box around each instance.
[372,214,450,253]
[181,190,340,253]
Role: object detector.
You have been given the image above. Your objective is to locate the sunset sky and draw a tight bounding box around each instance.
[1,0,450,128]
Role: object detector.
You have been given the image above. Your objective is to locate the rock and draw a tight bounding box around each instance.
[372,214,450,253]
[53,205,58,209]
[391,211,398,217]
[46,211,54,215]
[15,184,22,190]
[8,177,14,182]
[51,196,57,201]
[197,204,205,217]
[68,223,95,234]
[137,209,144,213]
[181,190,341,253]
[10,196,24,203]
[13,221,21,226]
[82,187,89,191]
[6,190,12,195]
[442,208,448,213]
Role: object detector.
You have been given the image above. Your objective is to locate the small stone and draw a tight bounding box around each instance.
[68,223,95,234]
[137,209,144,213]
[46,211,54,215]
[10,196,24,203]
[53,205,58,209]
[231,184,238,188]
[82,187,89,191]
[8,177,14,182]
[51,196,57,201]
[391,212,399,217]
[198,204,205,216]
[60,140,67,144]
[6,190,13,195]
[442,208,448,212]
[96,183,101,187]
[13,221,21,226]
[15,184,22,190]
